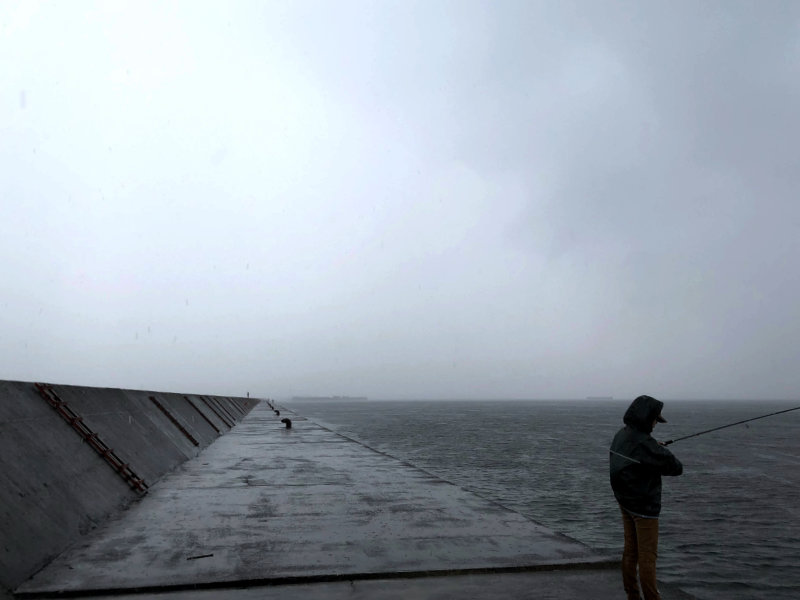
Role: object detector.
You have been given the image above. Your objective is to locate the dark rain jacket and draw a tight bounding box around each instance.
[609,395,683,518]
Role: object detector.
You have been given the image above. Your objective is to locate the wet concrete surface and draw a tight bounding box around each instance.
[16,402,694,599]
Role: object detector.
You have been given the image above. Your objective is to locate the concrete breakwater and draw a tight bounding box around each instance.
[0,380,258,598]
[5,390,697,600]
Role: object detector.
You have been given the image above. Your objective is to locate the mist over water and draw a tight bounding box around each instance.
[286,399,800,600]
[4,3,800,402]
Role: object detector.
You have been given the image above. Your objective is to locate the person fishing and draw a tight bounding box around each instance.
[609,395,683,600]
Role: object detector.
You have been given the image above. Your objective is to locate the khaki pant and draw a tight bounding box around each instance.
[620,505,660,600]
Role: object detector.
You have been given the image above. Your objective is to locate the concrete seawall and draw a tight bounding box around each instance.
[12,402,697,600]
[0,380,258,598]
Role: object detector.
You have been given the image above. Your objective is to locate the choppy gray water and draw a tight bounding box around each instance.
[285,399,800,600]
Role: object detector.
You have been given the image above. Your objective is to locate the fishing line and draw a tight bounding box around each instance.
[663,405,800,446]
[609,449,641,464]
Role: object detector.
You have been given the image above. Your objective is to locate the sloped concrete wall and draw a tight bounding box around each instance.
[0,380,259,596]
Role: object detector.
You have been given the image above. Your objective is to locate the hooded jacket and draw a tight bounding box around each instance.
[609,395,683,517]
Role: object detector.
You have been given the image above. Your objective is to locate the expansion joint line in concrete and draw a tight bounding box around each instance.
[13,560,620,598]
[182,396,221,434]
[225,398,245,417]
[148,396,199,447]
[200,396,234,428]
[212,397,237,423]
[33,383,149,495]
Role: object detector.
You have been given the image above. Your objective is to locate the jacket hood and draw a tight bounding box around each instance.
[623,395,664,433]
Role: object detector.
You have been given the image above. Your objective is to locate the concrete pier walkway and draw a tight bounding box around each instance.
[16,402,695,599]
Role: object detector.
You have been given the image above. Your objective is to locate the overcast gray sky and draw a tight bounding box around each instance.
[2,1,799,400]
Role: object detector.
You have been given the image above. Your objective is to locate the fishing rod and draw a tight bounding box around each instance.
[663,405,800,446]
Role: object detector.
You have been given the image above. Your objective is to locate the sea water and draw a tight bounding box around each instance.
[284,399,800,600]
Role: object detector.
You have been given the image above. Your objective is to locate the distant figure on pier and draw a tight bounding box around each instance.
[609,395,683,600]
[280,418,292,429]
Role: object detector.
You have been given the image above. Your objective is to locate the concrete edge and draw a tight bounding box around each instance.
[14,559,621,598]
[282,407,600,552]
